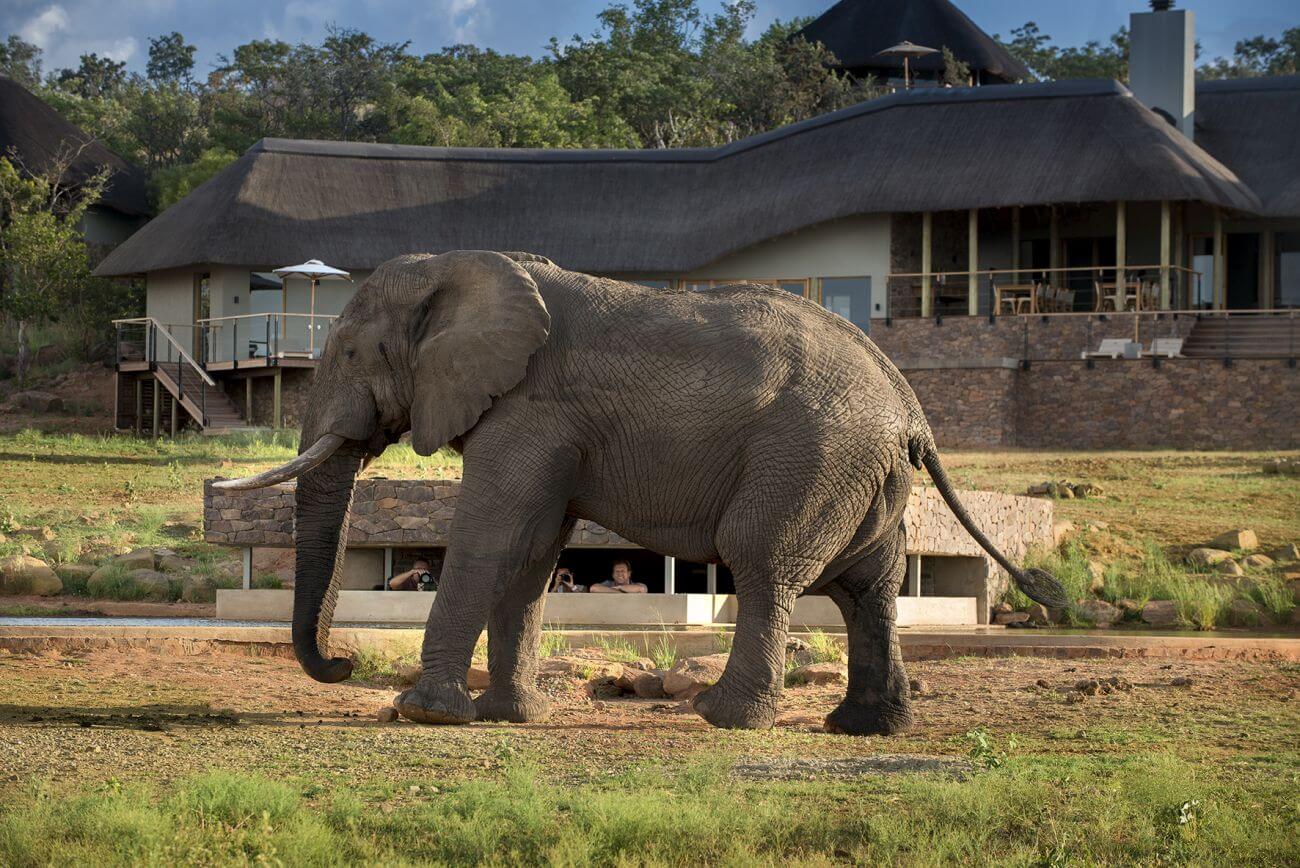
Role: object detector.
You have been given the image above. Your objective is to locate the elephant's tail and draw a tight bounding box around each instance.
[920,449,1071,609]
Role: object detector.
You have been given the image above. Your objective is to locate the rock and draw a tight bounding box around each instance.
[1057,486,1075,500]
[14,526,55,542]
[1075,599,1120,626]
[1141,600,1180,627]
[1210,529,1258,552]
[376,707,398,722]
[1074,678,1101,695]
[9,390,63,412]
[394,663,421,685]
[1241,554,1274,570]
[1052,521,1075,546]
[993,611,1029,625]
[1268,543,1300,563]
[629,669,668,699]
[0,555,63,596]
[1227,598,1266,627]
[467,664,491,691]
[1064,691,1085,704]
[540,656,624,681]
[1027,483,1052,496]
[1214,559,1244,576]
[1086,561,1106,595]
[1105,675,1134,692]
[125,569,173,600]
[1170,676,1194,687]
[909,678,929,694]
[54,563,95,584]
[785,637,811,654]
[1188,548,1234,567]
[625,657,656,671]
[179,575,216,603]
[661,654,729,697]
[1035,678,1051,689]
[788,663,847,686]
[1027,603,1057,625]
[586,676,625,700]
[993,601,1013,615]
[1116,598,1142,617]
[114,548,156,571]
[157,554,193,573]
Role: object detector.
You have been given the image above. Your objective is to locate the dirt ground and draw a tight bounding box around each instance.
[2,648,1295,792]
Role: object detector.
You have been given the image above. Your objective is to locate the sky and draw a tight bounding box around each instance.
[2,0,1295,76]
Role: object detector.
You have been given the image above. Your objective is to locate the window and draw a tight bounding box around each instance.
[1276,233,1300,308]
[630,279,672,289]
[819,277,872,331]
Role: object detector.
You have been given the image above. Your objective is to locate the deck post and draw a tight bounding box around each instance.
[663,555,676,595]
[273,369,283,429]
[906,555,922,597]
[1173,203,1186,306]
[169,394,178,436]
[1010,206,1021,275]
[1159,201,1172,309]
[242,547,253,590]
[245,377,253,425]
[706,563,718,595]
[134,379,143,435]
[1261,229,1276,308]
[967,208,979,316]
[1213,208,1225,310]
[383,547,394,590]
[1115,201,1127,302]
[1049,206,1060,274]
[921,211,933,317]
[151,381,160,438]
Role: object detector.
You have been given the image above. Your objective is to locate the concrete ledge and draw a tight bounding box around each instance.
[215,590,980,627]
[894,356,1020,371]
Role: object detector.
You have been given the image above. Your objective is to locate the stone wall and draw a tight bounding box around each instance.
[218,368,313,428]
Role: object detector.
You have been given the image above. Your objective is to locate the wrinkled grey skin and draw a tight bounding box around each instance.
[243,250,1065,735]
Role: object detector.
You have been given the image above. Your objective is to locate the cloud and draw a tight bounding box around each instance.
[441,0,485,44]
[19,4,71,48]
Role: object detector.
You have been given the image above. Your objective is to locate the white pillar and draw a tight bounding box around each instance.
[706,563,718,595]
[921,211,933,317]
[1115,201,1127,298]
[1159,200,1171,310]
[967,209,979,316]
[1213,208,1225,310]
[242,547,253,590]
[663,556,676,595]
[383,547,394,590]
[906,555,922,597]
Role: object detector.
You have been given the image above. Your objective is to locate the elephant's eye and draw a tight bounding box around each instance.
[345,347,356,359]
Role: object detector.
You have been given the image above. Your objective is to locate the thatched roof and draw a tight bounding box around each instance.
[95,80,1260,277]
[1195,76,1300,218]
[0,75,150,217]
[795,0,1031,84]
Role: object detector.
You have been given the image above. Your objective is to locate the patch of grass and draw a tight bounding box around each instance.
[801,629,847,664]
[349,637,421,681]
[0,603,59,617]
[649,633,677,670]
[593,635,641,663]
[713,630,734,654]
[538,630,567,658]
[1247,573,1296,621]
[81,562,178,602]
[251,573,283,590]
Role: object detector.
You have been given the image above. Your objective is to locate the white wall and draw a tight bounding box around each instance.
[145,267,197,355]
[680,215,893,319]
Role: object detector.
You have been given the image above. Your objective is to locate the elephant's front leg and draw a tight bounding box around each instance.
[474,516,576,723]
[395,461,574,725]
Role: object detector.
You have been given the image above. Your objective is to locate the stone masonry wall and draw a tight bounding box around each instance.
[902,367,1017,449]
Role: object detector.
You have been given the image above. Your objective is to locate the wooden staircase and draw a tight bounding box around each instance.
[153,365,251,434]
[1181,314,1298,360]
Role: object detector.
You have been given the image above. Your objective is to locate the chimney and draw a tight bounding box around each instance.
[1129,1,1195,139]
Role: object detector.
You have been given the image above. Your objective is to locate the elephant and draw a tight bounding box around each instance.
[216,250,1066,735]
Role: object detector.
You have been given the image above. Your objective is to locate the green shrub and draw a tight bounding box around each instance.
[1247,574,1296,621]
[251,573,283,590]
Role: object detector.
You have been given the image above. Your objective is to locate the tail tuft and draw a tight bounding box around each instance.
[1014,567,1071,610]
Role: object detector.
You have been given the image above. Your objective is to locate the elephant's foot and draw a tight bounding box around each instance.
[394,678,476,725]
[474,686,551,723]
[690,682,777,730]
[823,697,913,736]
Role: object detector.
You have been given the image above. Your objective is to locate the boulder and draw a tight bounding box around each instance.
[394,662,421,685]
[1141,599,1181,627]
[14,526,55,542]
[788,662,847,686]
[126,569,173,600]
[9,390,63,412]
[1210,529,1258,552]
[376,707,399,723]
[993,601,1013,615]
[909,678,930,694]
[1214,559,1244,577]
[55,563,95,584]
[1052,521,1076,547]
[1227,598,1266,627]
[1086,561,1106,595]
[628,669,668,699]
[158,554,194,573]
[0,555,62,596]
[1188,548,1234,567]
[661,654,729,698]
[993,611,1029,625]
[467,664,491,690]
[1241,554,1274,570]
[115,548,156,571]
[1075,599,1120,626]
[1268,543,1299,563]
[1116,598,1143,617]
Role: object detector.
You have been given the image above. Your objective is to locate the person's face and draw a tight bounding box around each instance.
[612,563,631,584]
[413,560,430,571]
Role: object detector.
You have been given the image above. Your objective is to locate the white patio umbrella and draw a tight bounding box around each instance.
[876,41,939,90]
[273,259,351,356]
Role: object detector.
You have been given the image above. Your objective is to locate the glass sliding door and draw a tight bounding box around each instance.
[819,277,872,332]
[1276,233,1300,308]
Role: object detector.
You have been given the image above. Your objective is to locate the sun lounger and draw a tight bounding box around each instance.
[1082,338,1132,359]
[1142,337,1183,358]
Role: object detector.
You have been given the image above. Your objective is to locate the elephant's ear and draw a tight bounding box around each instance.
[405,251,550,456]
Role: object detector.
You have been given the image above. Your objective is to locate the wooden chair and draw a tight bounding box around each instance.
[995,282,1037,315]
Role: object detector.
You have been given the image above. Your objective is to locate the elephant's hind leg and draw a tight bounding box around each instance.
[822,528,913,736]
[691,557,822,730]
[474,515,577,723]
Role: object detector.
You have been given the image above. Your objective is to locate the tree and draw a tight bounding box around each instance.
[0,35,42,89]
[121,79,209,169]
[54,53,128,98]
[940,46,971,87]
[0,146,108,385]
[997,21,1128,83]
[147,32,197,85]
[315,26,409,140]
[1200,28,1299,78]
[149,147,237,210]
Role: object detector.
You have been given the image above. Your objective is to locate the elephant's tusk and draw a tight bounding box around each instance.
[213,434,347,490]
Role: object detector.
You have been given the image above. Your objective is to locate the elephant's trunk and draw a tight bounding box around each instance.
[292,441,365,683]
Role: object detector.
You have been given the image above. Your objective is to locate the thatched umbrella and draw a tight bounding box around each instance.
[876,41,939,89]
[273,259,351,356]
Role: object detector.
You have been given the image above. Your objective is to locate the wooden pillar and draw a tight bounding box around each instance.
[967,208,979,316]
[150,381,160,438]
[1173,203,1185,307]
[1261,229,1276,308]
[1213,208,1225,310]
[272,368,283,429]
[1159,201,1172,310]
[245,377,253,424]
[1115,201,1127,298]
[134,379,143,435]
[169,394,178,436]
[663,556,676,595]
[921,211,933,317]
[1049,206,1060,276]
[1010,206,1021,274]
